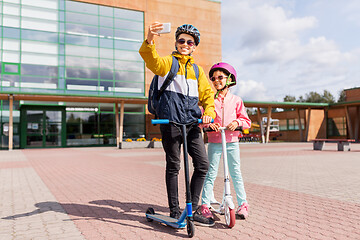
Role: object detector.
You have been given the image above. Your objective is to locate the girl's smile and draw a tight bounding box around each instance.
[211,70,228,90]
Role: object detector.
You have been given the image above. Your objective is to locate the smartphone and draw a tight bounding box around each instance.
[158,23,171,34]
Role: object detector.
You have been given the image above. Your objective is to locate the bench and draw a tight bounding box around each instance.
[311,139,355,151]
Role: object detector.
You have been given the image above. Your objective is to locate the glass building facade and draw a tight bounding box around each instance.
[0,0,145,148]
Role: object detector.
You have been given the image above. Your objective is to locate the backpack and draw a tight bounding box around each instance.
[148,56,199,118]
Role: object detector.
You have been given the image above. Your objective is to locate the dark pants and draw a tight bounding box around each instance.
[160,123,209,214]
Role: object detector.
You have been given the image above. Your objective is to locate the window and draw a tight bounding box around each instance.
[3,27,20,38]
[66,1,98,14]
[21,29,57,43]
[328,117,346,136]
[66,12,98,25]
[279,119,287,131]
[22,0,58,10]
[2,63,20,75]
[22,40,58,54]
[65,104,144,146]
[3,3,20,16]
[21,52,58,66]
[3,39,20,51]
[22,18,58,32]
[3,15,20,28]
[0,0,145,96]
[21,64,58,77]
[285,118,304,131]
[22,6,58,21]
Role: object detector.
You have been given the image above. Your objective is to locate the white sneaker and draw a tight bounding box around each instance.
[210,196,220,205]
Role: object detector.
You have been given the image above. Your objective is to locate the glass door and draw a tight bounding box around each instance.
[44,111,62,147]
[26,110,44,147]
[21,106,65,148]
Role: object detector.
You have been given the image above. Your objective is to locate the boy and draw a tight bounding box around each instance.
[139,22,215,226]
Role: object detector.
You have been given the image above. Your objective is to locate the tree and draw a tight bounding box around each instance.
[284,90,336,104]
[322,90,335,104]
[283,95,296,102]
[297,96,305,103]
[338,90,346,103]
[304,91,323,103]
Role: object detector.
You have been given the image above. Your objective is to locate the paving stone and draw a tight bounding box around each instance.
[0,143,359,239]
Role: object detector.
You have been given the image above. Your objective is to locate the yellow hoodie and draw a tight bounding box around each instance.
[139,40,215,123]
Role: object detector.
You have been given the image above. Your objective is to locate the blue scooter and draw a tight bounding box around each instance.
[146,119,209,238]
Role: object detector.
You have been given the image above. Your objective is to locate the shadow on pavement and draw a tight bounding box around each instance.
[1,200,190,237]
[90,200,239,230]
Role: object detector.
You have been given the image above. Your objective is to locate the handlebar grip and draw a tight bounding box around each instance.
[151,119,214,125]
[199,119,214,123]
[203,126,243,132]
[151,119,170,125]
[202,127,213,132]
[235,126,243,131]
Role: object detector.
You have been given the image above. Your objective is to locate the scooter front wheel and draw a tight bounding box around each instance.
[146,207,155,222]
[224,206,236,228]
[187,220,195,238]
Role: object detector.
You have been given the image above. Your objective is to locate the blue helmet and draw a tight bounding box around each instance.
[175,24,200,46]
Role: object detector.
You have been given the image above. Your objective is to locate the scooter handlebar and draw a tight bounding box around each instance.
[151,119,214,125]
[203,126,243,132]
[151,119,170,125]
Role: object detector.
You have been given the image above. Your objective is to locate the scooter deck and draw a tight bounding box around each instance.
[146,213,186,228]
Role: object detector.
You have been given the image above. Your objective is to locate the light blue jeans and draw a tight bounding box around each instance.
[201,142,247,206]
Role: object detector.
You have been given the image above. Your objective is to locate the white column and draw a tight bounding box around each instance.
[265,107,272,143]
[345,106,354,139]
[119,101,125,143]
[257,107,265,143]
[9,94,14,151]
[305,108,311,141]
[296,108,304,141]
[115,103,119,148]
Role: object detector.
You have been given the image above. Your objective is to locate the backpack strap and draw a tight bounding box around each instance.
[192,63,199,80]
[157,56,179,100]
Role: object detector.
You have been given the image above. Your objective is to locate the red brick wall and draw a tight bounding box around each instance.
[345,88,360,101]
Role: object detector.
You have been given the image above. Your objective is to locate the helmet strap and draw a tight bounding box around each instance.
[226,74,232,86]
[215,87,228,99]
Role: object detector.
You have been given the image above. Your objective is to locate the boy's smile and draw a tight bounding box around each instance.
[176,33,196,55]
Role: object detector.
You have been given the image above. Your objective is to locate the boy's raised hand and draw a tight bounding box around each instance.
[146,22,164,44]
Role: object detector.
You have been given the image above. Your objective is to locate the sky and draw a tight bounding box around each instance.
[221,0,360,102]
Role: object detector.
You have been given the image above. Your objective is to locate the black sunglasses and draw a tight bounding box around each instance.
[176,38,195,47]
[210,75,228,82]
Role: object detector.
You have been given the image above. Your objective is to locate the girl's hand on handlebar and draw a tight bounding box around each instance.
[202,115,212,124]
[227,121,239,131]
[209,123,221,132]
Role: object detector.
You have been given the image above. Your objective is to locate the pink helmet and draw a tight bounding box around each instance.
[209,62,237,87]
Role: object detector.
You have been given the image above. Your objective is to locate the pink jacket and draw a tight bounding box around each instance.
[207,92,251,143]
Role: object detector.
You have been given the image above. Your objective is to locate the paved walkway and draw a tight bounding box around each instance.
[0,142,359,239]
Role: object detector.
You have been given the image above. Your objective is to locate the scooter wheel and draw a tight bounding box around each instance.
[224,207,236,228]
[146,207,155,222]
[187,220,195,238]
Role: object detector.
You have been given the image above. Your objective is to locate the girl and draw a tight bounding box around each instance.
[200,62,251,220]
